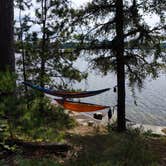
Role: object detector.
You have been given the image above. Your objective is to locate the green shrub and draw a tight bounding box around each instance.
[12,96,76,142]
[0,71,76,142]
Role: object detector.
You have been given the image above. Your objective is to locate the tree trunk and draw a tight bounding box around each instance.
[115,0,126,131]
[19,5,27,92]
[0,0,15,72]
[0,0,15,139]
[40,0,47,88]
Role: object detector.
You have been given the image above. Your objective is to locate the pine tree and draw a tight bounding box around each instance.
[71,0,166,131]
[15,0,87,90]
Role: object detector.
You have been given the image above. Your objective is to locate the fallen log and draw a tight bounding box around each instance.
[5,139,71,154]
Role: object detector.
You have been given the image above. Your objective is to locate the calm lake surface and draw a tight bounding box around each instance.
[16,54,166,126]
[74,57,166,126]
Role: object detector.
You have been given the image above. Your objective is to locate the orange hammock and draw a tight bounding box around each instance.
[55,99,110,112]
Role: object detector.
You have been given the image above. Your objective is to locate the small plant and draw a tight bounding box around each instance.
[11,96,76,142]
[0,70,16,94]
[0,71,17,139]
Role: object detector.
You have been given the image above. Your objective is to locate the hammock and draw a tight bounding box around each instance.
[23,82,110,98]
[55,99,110,112]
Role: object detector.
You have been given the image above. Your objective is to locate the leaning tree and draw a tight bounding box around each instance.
[71,0,166,131]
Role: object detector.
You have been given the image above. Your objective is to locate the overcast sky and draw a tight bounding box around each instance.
[71,0,91,8]
[14,0,91,19]
[14,0,160,30]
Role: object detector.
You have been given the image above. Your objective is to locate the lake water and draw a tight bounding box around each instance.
[16,54,166,126]
[73,57,166,126]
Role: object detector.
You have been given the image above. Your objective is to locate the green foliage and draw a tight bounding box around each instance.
[11,96,76,142]
[15,0,87,89]
[0,71,18,155]
[13,0,86,143]
[70,0,165,131]
[0,71,76,143]
[0,71,16,94]
[0,71,17,139]
[71,0,166,88]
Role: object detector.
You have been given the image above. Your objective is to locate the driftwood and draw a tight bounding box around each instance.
[5,139,71,155]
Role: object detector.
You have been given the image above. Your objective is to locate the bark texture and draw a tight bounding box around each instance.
[0,0,15,72]
[115,0,126,131]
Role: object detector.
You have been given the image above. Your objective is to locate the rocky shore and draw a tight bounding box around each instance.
[68,110,166,135]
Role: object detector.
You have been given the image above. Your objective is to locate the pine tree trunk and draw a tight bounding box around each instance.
[0,0,15,72]
[40,0,47,88]
[115,0,126,131]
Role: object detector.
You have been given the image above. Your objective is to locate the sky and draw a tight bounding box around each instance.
[71,0,91,8]
[14,0,91,20]
[14,0,93,33]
